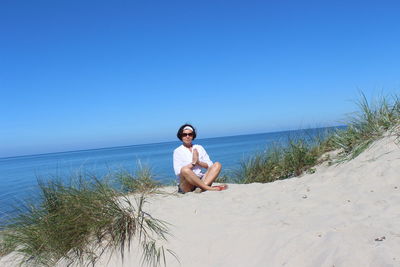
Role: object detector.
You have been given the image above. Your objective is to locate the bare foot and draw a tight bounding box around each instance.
[211,185,228,191]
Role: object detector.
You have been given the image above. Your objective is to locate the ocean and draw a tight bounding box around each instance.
[0,127,337,219]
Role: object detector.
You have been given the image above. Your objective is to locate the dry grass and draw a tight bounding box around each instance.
[0,174,173,267]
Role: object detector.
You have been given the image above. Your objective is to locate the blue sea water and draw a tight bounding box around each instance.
[0,127,338,219]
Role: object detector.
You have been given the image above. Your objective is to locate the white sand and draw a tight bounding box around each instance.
[2,134,400,267]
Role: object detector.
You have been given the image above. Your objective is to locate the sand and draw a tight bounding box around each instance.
[2,134,399,267]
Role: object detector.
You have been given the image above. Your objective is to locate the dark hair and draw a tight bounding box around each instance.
[177,124,197,141]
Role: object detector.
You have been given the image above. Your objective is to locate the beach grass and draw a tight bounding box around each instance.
[234,136,328,183]
[236,93,400,183]
[117,163,162,194]
[331,93,400,160]
[0,175,171,267]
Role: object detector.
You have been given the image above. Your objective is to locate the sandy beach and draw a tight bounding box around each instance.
[1,133,399,267]
[92,133,399,267]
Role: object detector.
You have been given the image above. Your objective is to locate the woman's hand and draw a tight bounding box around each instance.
[192,148,199,165]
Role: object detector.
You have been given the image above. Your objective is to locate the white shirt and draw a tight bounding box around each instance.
[173,144,213,184]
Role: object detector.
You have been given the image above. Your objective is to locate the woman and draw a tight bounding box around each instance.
[173,124,227,193]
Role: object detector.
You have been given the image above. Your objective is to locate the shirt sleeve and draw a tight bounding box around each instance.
[173,148,186,176]
[197,145,213,168]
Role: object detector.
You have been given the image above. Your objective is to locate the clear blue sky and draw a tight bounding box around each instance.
[1,0,399,158]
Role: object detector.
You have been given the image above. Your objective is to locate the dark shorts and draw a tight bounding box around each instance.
[177,185,197,194]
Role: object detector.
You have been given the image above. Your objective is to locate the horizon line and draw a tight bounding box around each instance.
[0,125,345,160]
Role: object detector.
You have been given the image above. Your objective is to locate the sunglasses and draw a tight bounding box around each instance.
[181,133,194,137]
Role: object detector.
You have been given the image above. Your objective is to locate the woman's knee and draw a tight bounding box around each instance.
[213,162,222,170]
[180,166,192,176]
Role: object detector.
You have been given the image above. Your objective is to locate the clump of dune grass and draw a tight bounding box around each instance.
[240,127,338,183]
[234,135,328,184]
[235,93,400,184]
[0,175,173,267]
[117,164,162,194]
[0,233,14,257]
[331,93,400,160]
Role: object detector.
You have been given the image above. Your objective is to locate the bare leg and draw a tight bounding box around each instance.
[179,166,218,192]
[202,162,222,186]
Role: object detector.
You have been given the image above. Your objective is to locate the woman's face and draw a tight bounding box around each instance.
[181,130,194,146]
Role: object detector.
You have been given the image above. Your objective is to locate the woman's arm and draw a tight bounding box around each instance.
[194,150,209,168]
[196,160,209,169]
[193,146,213,169]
